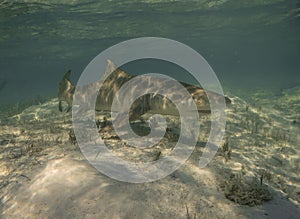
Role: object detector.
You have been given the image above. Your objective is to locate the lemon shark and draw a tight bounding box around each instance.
[58,60,231,120]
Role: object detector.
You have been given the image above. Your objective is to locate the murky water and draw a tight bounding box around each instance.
[0,0,299,104]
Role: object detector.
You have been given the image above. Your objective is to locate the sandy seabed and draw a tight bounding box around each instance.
[0,87,299,218]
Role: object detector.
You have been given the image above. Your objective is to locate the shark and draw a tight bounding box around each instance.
[58,60,231,121]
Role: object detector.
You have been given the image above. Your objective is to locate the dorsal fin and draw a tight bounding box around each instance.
[104,60,118,77]
[63,69,72,81]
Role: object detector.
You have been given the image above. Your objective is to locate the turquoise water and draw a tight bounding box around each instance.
[0,0,299,104]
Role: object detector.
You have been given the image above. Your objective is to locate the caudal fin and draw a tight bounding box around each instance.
[58,69,74,112]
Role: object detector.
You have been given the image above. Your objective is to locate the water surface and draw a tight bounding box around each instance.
[0,0,299,104]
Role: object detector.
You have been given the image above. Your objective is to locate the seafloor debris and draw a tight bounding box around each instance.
[220,137,231,162]
[69,129,77,145]
[222,173,273,206]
